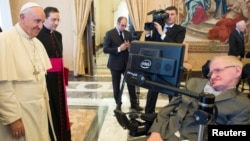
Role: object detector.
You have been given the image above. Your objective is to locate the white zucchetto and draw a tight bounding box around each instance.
[20,2,42,13]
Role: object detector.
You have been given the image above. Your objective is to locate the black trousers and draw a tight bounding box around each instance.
[110,69,137,106]
[145,90,173,113]
[145,90,159,113]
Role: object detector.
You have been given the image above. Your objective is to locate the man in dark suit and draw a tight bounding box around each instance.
[144,6,186,114]
[103,16,143,111]
[0,27,2,32]
[228,20,246,61]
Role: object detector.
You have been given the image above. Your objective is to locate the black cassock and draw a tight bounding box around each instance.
[37,26,71,141]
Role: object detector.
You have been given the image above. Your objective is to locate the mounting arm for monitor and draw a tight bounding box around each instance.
[114,75,216,141]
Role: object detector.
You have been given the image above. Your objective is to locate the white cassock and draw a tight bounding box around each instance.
[0,23,53,141]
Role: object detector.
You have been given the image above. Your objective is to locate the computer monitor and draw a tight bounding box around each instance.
[125,40,185,96]
[131,31,143,40]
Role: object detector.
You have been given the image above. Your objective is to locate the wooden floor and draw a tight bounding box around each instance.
[69,108,97,141]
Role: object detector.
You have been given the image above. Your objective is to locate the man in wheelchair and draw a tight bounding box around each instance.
[114,56,250,141]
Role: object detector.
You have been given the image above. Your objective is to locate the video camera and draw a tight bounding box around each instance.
[144,9,169,30]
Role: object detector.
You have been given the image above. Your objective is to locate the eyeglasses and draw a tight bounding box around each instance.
[120,24,127,27]
[207,65,235,79]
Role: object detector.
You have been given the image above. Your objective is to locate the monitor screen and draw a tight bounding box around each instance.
[125,40,185,96]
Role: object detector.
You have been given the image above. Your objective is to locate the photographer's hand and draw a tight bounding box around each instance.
[154,22,164,35]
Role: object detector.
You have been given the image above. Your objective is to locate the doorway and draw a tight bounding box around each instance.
[94,0,129,75]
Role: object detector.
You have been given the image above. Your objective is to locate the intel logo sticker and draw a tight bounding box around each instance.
[140,59,151,69]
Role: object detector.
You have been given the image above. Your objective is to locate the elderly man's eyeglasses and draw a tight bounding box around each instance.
[207,66,235,79]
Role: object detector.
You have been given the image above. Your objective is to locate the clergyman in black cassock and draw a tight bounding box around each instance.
[37,7,71,141]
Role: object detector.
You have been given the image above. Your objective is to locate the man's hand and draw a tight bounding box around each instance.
[124,40,130,49]
[154,22,164,35]
[147,132,163,141]
[8,119,25,138]
[119,40,130,51]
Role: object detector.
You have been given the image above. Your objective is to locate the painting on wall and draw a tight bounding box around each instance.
[173,0,250,53]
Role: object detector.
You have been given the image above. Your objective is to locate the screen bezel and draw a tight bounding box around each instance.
[125,40,185,96]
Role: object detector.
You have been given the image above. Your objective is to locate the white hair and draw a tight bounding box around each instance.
[236,20,246,27]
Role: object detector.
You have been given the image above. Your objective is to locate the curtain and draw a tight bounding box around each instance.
[0,0,13,30]
[172,0,185,24]
[125,0,147,40]
[73,0,92,76]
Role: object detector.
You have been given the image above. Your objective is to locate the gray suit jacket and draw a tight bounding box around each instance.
[149,78,250,141]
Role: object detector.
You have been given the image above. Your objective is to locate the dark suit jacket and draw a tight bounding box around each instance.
[103,28,132,71]
[145,24,186,43]
[0,27,2,32]
[228,29,245,58]
[149,78,250,141]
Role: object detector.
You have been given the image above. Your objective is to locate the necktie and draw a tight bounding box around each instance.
[240,32,244,38]
[166,27,171,34]
[119,31,124,42]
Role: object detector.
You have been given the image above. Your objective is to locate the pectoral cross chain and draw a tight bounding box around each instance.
[33,66,40,81]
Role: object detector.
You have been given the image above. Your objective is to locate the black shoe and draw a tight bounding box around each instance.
[116,104,121,111]
[131,104,143,111]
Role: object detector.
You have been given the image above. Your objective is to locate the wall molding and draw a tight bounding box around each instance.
[187,41,250,53]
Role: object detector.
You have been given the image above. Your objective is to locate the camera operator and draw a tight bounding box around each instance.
[144,6,186,114]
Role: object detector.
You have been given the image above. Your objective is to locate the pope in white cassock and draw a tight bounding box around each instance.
[0,2,56,141]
